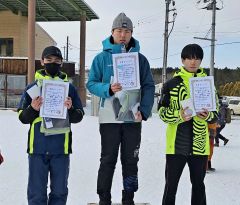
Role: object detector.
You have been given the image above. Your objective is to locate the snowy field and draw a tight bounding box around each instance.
[0,103,240,205]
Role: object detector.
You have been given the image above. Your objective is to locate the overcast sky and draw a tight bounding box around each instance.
[38,0,240,69]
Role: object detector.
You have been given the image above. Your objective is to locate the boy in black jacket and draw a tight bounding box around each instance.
[159,44,218,205]
[18,46,84,205]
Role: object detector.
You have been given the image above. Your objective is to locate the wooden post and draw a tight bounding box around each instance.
[27,0,36,84]
[4,74,7,108]
[79,14,86,106]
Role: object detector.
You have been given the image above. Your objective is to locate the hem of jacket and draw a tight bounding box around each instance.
[165,152,209,156]
[27,152,71,155]
[99,120,141,124]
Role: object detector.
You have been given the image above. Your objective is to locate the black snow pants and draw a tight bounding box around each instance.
[162,154,208,205]
[97,123,141,195]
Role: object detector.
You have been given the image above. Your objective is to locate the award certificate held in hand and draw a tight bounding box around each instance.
[40,80,69,119]
[112,52,140,90]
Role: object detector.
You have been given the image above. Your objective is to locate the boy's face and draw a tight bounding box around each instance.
[182,58,202,73]
[40,55,62,66]
[112,28,132,46]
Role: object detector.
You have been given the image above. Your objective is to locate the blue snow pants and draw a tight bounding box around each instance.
[27,154,70,205]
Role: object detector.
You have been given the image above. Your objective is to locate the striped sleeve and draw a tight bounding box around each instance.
[158,80,185,124]
[159,107,183,124]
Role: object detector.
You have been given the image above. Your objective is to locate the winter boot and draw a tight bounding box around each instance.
[122,190,135,205]
[224,138,229,146]
[207,161,216,172]
[98,192,111,205]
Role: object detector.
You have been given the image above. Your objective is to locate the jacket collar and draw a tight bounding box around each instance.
[102,36,140,54]
[34,69,68,82]
[174,66,206,79]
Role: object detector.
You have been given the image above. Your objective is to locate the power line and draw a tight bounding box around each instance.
[173,16,240,32]
[136,14,162,27]
[149,41,240,61]
[215,41,240,46]
[68,43,101,52]
[172,30,240,34]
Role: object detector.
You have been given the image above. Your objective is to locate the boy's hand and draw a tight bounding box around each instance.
[111,83,122,93]
[64,97,72,109]
[197,108,209,120]
[135,111,142,122]
[31,96,43,111]
[0,153,4,165]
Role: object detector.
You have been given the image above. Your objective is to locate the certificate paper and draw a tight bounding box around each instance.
[112,52,140,90]
[189,76,216,112]
[40,80,69,119]
[27,84,41,99]
[180,98,196,117]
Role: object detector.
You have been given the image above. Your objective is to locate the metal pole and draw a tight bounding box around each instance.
[66,36,69,61]
[210,0,216,76]
[162,0,171,84]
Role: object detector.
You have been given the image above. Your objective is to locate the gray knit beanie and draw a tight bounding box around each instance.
[112,13,133,31]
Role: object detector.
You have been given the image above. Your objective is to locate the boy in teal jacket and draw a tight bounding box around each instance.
[87,13,155,205]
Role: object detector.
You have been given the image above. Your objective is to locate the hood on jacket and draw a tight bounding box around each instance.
[102,36,140,54]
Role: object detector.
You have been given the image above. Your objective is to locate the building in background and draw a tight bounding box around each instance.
[0,11,76,108]
[0,10,56,58]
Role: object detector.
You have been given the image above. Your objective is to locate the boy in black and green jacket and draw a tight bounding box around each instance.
[159,44,218,205]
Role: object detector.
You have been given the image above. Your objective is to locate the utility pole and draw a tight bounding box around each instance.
[162,0,176,84]
[194,0,219,76]
[210,0,217,76]
[66,36,69,61]
[162,0,170,84]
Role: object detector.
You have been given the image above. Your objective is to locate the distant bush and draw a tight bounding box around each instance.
[220,81,240,96]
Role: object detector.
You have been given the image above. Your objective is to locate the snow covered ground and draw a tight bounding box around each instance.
[0,102,240,205]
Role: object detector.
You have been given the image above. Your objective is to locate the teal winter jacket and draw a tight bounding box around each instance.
[86,36,155,123]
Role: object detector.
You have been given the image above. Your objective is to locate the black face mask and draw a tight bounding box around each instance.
[44,63,61,77]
